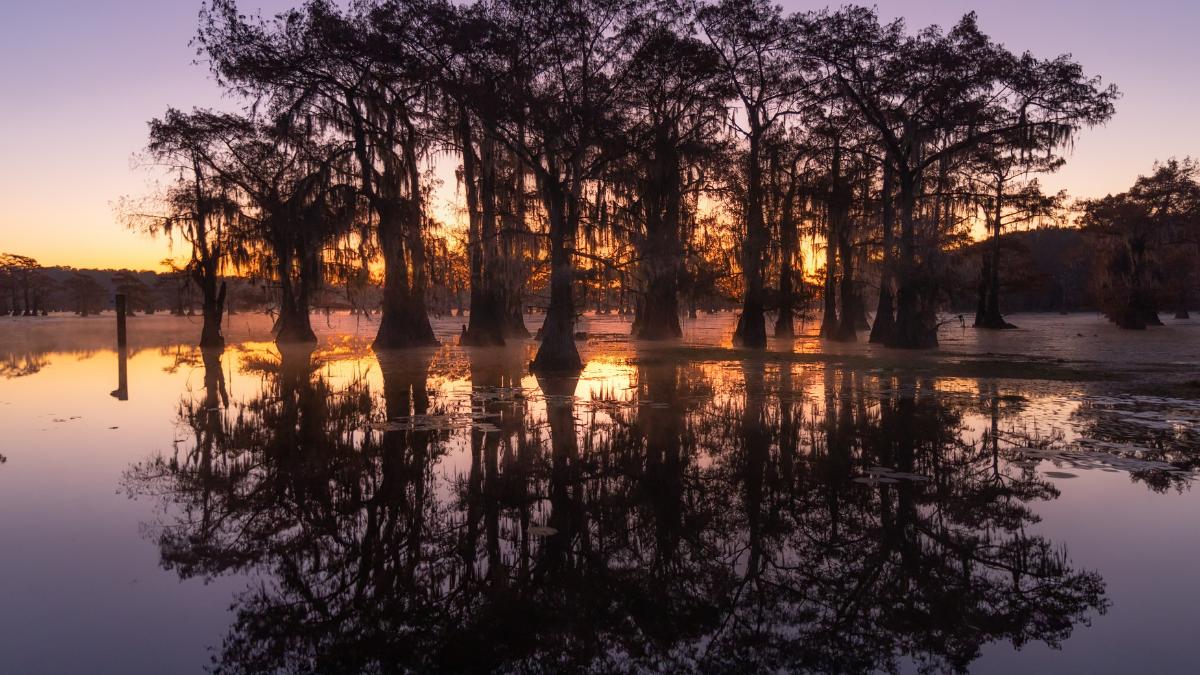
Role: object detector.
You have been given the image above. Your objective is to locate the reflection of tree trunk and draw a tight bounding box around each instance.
[467,347,510,586]
[535,374,580,574]
[197,348,227,459]
[741,361,768,576]
[376,349,434,588]
[110,345,129,401]
[819,365,855,544]
[987,384,1002,479]
[638,359,685,565]
[778,364,798,486]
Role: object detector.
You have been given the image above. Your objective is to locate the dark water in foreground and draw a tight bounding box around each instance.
[1,313,1198,674]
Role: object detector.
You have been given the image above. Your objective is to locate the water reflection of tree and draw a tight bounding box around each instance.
[127,355,1106,673]
[0,352,48,378]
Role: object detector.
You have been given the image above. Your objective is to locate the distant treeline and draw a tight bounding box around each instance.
[0,253,510,319]
[0,258,244,316]
[0,224,1149,320]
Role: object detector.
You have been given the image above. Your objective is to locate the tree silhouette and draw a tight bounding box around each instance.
[807,8,1116,347]
[64,271,105,316]
[0,253,47,316]
[1081,158,1200,328]
[698,0,812,348]
[129,109,243,346]
[615,8,730,340]
[112,0,1135,358]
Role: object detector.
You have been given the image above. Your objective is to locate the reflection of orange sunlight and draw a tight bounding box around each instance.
[3,313,1181,508]
[576,357,636,402]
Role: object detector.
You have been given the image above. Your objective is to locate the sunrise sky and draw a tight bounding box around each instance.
[1,0,1197,271]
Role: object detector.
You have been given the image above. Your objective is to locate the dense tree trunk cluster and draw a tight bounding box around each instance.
[120,0,1136,365]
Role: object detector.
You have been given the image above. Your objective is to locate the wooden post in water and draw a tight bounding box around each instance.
[112,294,129,400]
[115,294,127,347]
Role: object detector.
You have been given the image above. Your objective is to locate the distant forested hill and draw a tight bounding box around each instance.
[949,227,1096,314]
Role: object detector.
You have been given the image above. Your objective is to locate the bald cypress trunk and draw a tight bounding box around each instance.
[499,141,531,339]
[632,137,683,341]
[199,280,226,349]
[374,132,438,350]
[459,110,506,347]
[775,173,799,338]
[531,175,582,372]
[191,157,225,350]
[1109,237,1161,329]
[975,180,1017,329]
[734,129,768,348]
[275,235,317,345]
[827,141,856,342]
[343,96,436,351]
[775,221,797,337]
[819,225,838,339]
[834,222,857,342]
[374,211,437,348]
[633,247,683,340]
[888,172,939,349]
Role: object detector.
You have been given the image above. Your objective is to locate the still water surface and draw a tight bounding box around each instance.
[1,312,1198,673]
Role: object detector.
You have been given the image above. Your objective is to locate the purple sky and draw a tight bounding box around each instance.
[2,0,1197,270]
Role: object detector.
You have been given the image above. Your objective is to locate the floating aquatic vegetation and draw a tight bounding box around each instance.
[369,414,472,432]
[853,475,900,486]
[1010,440,1193,479]
[855,467,931,486]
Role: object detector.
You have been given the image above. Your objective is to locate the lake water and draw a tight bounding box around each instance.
[1,311,1197,673]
